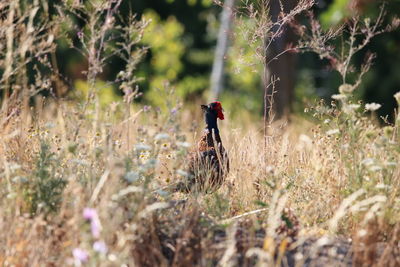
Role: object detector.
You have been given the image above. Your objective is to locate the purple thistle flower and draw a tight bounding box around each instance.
[73,248,89,266]
[83,208,97,221]
[83,208,102,238]
[77,31,84,39]
[143,105,151,112]
[93,240,108,254]
[90,217,102,238]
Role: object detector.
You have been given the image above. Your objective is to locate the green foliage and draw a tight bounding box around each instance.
[223,20,263,116]
[73,79,120,107]
[166,0,213,7]
[294,70,319,114]
[320,0,350,27]
[26,141,67,215]
[140,8,215,107]
[141,10,185,106]
[176,75,209,99]
[143,10,185,80]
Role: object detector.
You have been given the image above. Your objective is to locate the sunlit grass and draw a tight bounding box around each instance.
[0,92,399,265]
[0,0,399,265]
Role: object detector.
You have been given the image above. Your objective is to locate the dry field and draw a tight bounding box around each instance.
[1,0,399,266]
[0,93,399,266]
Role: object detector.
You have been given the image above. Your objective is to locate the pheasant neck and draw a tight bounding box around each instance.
[205,124,221,145]
[205,123,219,134]
[205,112,218,129]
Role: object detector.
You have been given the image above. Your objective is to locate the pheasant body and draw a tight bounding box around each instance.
[177,102,229,192]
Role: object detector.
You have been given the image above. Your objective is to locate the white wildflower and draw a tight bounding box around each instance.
[375,183,387,189]
[71,159,89,166]
[111,186,143,201]
[343,103,360,114]
[156,190,169,197]
[365,103,381,112]
[361,158,374,166]
[135,144,151,151]
[338,83,355,94]
[117,71,125,78]
[326,129,340,135]
[124,171,141,183]
[139,202,170,217]
[369,165,382,172]
[316,236,331,247]
[331,94,347,100]
[154,133,170,141]
[114,140,121,146]
[7,192,17,199]
[265,165,275,174]
[44,122,56,129]
[299,134,312,145]
[341,144,350,149]
[384,161,397,167]
[177,141,191,148]
[358,229,367,237]
[294,252,304,261]
[394,91,400,104]
[138,151,151,164]
[108,254,117,262]
[9,163,21,171]
[177,169,189,177]
[348,104,361,110]
[144,158,159,168]
[11,176,28,183]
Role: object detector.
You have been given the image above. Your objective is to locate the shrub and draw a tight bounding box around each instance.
[25,141,67,215]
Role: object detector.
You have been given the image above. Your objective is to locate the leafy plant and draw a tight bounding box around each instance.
[26,141,66,215]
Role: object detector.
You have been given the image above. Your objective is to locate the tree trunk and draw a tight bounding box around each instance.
[264,0,298,120]
[209,0,235,101]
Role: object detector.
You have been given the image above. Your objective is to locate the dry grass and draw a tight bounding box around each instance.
[0,0,399,266]
[0,94,399,266]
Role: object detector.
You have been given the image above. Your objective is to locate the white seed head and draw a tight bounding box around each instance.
[331,94,347,100]
[365,103,381,112]
[394,91,400,104]
[154,133,170,141]
[338,83,355,94]
[358,229,367,237]
[326,129,340,135]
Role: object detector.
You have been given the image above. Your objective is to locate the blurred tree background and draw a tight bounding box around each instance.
[3,0,399,121]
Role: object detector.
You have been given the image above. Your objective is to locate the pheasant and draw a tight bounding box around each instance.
[176,101,229,192]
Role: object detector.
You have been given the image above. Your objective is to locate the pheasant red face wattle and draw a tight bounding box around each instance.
[217,109,224,120]
[212,101,224,120]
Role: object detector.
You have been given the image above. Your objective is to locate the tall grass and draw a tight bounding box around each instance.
[0,0,399,266]
[1,89,399,265]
